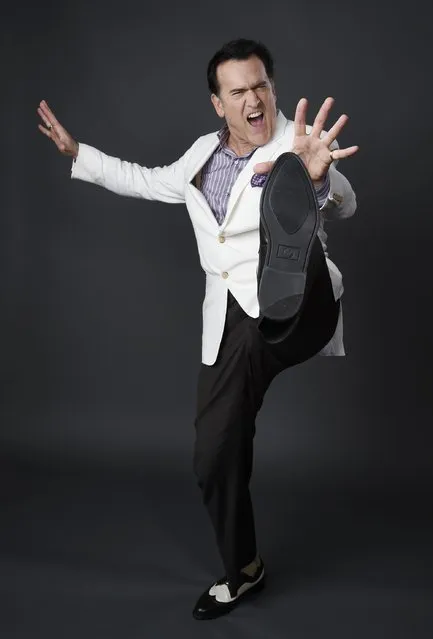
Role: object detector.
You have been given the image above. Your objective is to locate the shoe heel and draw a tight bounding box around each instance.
[259,267,306,320]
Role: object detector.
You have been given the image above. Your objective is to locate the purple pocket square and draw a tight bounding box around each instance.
[251,173,268,188]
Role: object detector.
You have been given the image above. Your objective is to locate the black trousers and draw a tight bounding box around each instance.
[192,243,340,591]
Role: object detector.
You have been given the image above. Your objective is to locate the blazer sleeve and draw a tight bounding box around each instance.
[319,137,357,221]
[70,141,194,204]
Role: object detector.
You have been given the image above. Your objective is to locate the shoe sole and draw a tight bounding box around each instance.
[258,152,320,321]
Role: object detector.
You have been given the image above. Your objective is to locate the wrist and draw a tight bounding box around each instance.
[313,171,330,190]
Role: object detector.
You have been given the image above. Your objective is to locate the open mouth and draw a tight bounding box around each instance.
[247,111,264,127]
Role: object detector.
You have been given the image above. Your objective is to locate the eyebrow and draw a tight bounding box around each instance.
[229,81,268,95]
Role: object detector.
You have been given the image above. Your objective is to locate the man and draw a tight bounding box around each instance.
[37,39,358,620]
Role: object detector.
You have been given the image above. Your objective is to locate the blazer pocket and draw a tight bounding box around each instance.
[250,173,268,188]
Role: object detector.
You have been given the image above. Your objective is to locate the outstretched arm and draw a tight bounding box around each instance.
[37,99,190,204]
[70,142,190,204]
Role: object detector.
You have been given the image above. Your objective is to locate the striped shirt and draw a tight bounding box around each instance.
[201,119,330,225]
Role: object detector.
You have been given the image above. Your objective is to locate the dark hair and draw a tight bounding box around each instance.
[207,39,275,96]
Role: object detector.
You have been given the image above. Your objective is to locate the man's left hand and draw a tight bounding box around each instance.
[253,97,359,184]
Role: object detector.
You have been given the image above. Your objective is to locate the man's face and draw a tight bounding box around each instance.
[211,55,277,154]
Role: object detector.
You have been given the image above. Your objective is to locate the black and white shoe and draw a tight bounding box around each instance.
[192,558,266,620]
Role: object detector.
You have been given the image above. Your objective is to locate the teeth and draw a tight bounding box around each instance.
[247,111,263,119]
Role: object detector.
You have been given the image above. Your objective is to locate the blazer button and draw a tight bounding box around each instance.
[221,271,229,279]
[218,234,226,243]
[330,192,343,205]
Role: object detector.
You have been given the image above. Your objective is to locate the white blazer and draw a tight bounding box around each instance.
[71,110,357,365]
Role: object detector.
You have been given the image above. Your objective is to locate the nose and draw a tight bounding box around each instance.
[246,89,260,106]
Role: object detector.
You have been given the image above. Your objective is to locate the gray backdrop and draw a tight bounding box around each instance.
[1,1,432,637]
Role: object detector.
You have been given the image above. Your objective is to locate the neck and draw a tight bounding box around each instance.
[226,133,255,157]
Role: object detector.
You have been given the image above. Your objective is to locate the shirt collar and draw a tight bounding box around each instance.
[216,123,243,158]
[217,123,230,146]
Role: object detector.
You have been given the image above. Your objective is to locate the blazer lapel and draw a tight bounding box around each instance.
[187,134,220,186]
[186,134,220,227]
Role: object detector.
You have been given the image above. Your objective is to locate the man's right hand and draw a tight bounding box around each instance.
[37,100,79,159]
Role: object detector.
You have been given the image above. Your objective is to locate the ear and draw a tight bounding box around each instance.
[211,93,225,118]
[270,79,277,100]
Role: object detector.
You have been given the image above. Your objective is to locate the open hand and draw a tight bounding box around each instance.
[253,97,359,183]
[37,100,79,158]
